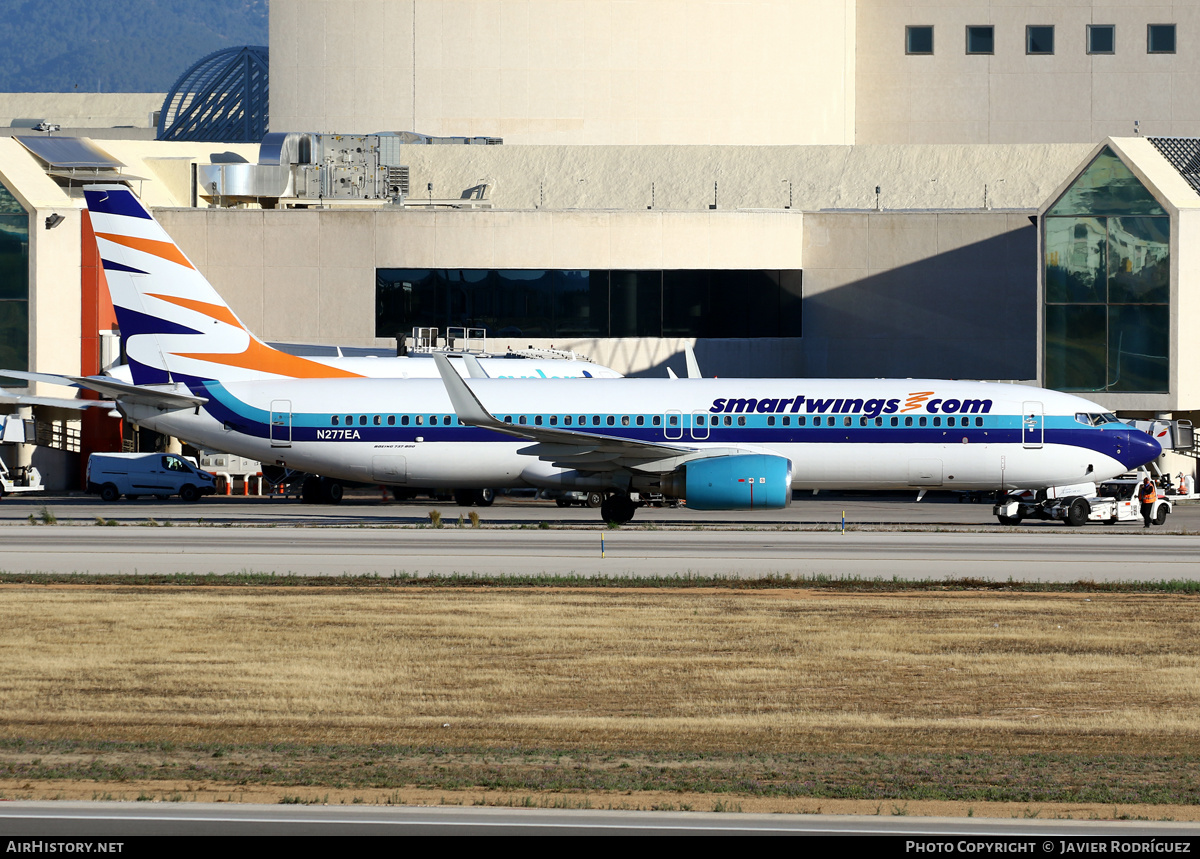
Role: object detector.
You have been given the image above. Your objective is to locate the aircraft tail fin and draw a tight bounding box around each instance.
[83,184,361,385]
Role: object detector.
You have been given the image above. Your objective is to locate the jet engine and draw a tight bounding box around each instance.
[659,453,793,510]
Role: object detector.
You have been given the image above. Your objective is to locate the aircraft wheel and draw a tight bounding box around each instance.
[556,498,570,508]
[321,478,343,505]
[474,488,495,507]
[100,484,120,503]
[997,515,1021,526]
[301,476,321,504]
[179,485,199,503]
[585,491,604,509]
[600,493,637,524]
[1154,505,1169,526]
[1064,496,1089,527]
[454,489,475,507]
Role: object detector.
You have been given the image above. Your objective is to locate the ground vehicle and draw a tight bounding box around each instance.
[994,473,1172,526]
[548,489,604,508]
[0,458,42,498]
[86,452,217,502]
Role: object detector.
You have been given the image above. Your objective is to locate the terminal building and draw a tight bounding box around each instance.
[2,0,1200,487]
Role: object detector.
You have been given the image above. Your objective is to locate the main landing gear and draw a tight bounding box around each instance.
[301,475,343,504]
[600,492,638,525]
[453,488,496,507]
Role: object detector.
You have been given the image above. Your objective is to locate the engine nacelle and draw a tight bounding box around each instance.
[666,453,793,510]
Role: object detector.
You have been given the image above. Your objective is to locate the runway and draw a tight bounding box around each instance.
[2,524,1197,581]
[1,801,1195,836]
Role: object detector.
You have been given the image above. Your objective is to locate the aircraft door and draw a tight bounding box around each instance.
[690,410,710,439]
[1022,401,1043,449]
[270,400,292,448]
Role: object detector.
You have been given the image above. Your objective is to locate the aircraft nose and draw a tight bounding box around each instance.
[1121,428,1162,470]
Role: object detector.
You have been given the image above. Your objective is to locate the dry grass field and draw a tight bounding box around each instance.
[0,584,1198,816]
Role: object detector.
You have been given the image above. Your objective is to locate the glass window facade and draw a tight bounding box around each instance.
[966,26,994,55]
[0,181,28,386]
[1027,25,1055,54]
[906,26,933,55]
[1088,25,1115,55]
[376,269,802,340]
[1045,147,1169,392]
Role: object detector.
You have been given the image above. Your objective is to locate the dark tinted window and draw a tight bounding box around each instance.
[906,26,933,55]
[1148,24,1176,54]
[966,26,993,54]
[1088,25,1115,55]
[1027,25,1054,54]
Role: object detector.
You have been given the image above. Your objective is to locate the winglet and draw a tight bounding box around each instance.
[685,345,702,379]
[667,367,678,379]
[432,353,505,429]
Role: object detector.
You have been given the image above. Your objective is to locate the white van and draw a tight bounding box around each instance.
[86,452,217,502]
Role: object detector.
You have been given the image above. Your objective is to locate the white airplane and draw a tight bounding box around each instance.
[3,184,1163,523]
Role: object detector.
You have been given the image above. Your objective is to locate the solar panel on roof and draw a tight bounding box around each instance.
[14,136,125,169]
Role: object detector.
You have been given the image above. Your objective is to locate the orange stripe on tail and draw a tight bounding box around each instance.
[95,232,195,270]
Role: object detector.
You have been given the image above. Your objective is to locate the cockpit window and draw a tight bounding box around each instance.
[1077,412,1122,426]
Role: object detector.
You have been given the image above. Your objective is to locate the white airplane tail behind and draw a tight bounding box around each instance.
[84,184,362,385]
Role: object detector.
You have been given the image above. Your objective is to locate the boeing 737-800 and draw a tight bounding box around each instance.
[2,184,1163,523]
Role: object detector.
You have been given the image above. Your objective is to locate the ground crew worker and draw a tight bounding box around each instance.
[1139,477,1158,528]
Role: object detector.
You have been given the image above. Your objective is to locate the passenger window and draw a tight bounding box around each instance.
[402,415,410,426]
[919,417,927,427]
[416,415,424,425]
[359,415,367,426]
[519,415,527,425]
[593,415,600,426]
[874,417,882,427]
[653,416,661,426]
[374,415,382,426]
[580,415,587,424]
[446,415,453,425]
[669,415,678,426]
[346,415,353,424]
[332,416,339,426]
[859,417,867,427]
[767,416,775,426]
[890,417,899,427]
[844,417,852,427]
[933,417,941,427]
[724,416,732,426]
[387,415,395,426]
[430,416,438,425]
[550,415,558,426]
[798,417,805,426]
[621,416,629,426]
[535,415,543,426]
[947,417,956,427]
[565,416,572,426]
[738,416,746,426]
[636,415,644,426]
[976,417,983,427]
[904,417,913,427]
[504,415,512,424]
[783,416,790,426]
[607,415,615,426]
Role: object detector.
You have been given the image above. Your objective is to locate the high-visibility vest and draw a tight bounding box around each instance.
[1139,483,1157,504]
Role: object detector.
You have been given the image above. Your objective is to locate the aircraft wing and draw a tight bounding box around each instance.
[0,370,207,411]
[0,387,116,410]
[433,353,697,469]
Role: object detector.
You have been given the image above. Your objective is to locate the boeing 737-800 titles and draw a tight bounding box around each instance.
[2,185,1162,523]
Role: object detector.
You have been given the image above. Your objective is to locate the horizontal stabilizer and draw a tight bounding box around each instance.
[0,369,207,411]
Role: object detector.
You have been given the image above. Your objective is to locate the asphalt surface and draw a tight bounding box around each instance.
[1,802,1196,836]
[1,492,1197,580]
